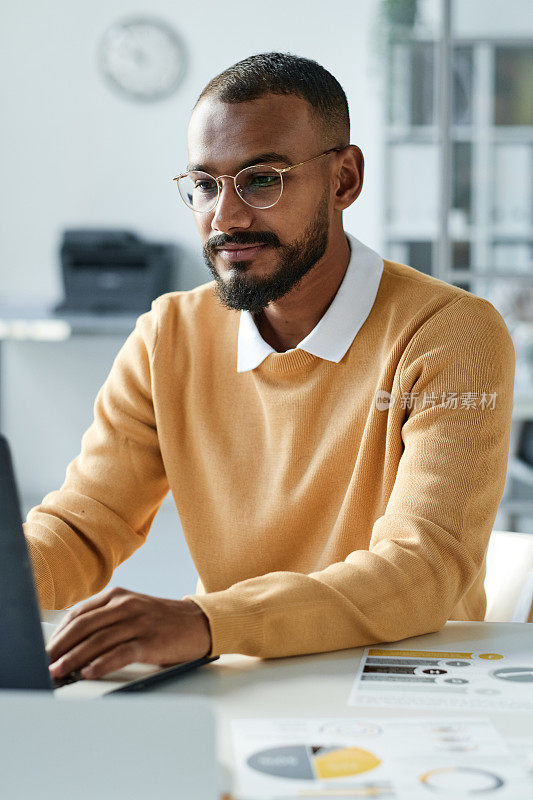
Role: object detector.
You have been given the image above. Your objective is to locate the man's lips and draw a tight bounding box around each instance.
[215,243,267,261]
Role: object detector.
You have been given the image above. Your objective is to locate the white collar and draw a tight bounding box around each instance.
[236,232,384,372]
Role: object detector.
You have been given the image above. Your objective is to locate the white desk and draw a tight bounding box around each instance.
[41,614,533,797]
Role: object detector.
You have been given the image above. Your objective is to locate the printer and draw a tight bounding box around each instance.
[56,229,178,313]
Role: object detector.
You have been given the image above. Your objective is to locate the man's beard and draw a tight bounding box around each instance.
[202,191,330,314]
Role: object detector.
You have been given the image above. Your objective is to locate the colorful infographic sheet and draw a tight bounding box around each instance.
[230,717,530,799]
[348,645,533,712]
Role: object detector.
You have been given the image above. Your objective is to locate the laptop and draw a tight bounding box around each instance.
[0,690,218,800]
[0,433,218,696]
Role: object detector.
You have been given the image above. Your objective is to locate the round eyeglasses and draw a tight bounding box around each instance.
[173,147,342,213]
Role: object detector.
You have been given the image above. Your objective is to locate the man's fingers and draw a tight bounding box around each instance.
[49,621,143,678]
[46,600,142,663]
[51,587,128,638]
[81,640,144,680]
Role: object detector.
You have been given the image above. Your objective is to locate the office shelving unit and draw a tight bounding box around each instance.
[383,6,533,530]
[385,37,533,285]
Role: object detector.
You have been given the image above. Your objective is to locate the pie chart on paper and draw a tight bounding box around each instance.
[419,766,505,792]
[247,743,381,780]
[490,667,533,682]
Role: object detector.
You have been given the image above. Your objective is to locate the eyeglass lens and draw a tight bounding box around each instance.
[177,165,283,211]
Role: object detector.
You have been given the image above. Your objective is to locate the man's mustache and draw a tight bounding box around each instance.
[205,232,281,255]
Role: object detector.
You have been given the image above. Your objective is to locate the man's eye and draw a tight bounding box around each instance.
[248,174,281,187]
[195,180,217,192]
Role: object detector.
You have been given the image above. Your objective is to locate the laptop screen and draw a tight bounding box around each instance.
[0,434,53,690]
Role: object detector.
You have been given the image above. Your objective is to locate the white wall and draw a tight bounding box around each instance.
[0,0,385,597]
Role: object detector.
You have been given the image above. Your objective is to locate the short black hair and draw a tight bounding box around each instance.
[196,52,350,148]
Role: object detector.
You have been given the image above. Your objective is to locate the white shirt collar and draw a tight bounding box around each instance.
[236,232,384,372]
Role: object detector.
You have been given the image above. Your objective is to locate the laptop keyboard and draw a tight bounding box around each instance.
[53,669,84,688]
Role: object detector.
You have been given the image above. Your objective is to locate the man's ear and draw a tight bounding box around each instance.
[333,145,364,211]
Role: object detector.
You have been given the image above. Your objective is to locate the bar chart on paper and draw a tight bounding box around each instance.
[348,646,533,712]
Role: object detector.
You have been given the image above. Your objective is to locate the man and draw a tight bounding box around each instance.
[27,53,514,683]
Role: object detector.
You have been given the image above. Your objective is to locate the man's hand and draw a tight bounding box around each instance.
[46,587,212,680]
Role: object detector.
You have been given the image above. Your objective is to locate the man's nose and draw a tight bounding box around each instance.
[211,178,254,232]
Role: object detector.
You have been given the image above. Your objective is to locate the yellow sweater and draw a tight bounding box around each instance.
[23,259,515,659]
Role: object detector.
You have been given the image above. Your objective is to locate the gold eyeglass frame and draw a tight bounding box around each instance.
[173,146,343,212]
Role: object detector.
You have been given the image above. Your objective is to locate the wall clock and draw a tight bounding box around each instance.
[98,17,187,102]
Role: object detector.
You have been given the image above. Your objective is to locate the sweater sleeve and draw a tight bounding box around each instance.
[186,296,515,658]
[23,302,169,609]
